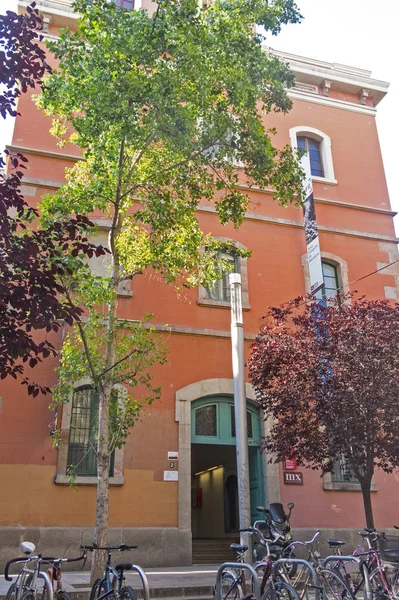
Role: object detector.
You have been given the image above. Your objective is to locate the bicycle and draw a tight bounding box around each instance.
[329,528,399,600]
[5,543,53,600]
[85,544,138,600]
[218,526,301,600]
[40,548,87,600]
[282,530,355,600]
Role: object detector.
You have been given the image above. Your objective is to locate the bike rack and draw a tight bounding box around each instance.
[322,555,372,600]
[273,558,321,600]
[38,570,54,600]
[128,565,150,600]
[214,562,261,600]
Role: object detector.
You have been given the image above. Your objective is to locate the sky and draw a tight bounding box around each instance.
[1,0,398,228]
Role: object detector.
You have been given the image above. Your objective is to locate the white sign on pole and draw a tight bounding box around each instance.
[300,154,324,295]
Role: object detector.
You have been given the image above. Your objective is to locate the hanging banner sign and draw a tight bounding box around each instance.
[300,155,324,295]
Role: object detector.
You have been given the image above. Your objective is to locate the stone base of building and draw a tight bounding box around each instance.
[292,527,394,556]
[0,526,192,570]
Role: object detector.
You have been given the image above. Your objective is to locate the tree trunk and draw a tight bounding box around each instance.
[90,264,120,584]
[360,478,374,529]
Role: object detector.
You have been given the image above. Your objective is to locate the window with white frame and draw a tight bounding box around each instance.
[113,0,134,9]
[198,239,250,309]
[204,249,239,303]
[289,126,336,184]
[315,261,340,302]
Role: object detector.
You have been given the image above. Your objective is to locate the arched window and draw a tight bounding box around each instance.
[289,126,336,184]
[297,136,324,177]
[67,386,115,477]
[113,0,134,9]
[315,261,340,301]
[198,238,250,309]
[204,249,239,303]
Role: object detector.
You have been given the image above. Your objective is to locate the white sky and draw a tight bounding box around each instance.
[1,0,398,229]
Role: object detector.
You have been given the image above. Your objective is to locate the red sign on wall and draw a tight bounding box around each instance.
[283,458,297,471]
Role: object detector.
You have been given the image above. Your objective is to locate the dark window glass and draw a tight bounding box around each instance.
[195,405,217,436]
[297,136,324,177]
[331,454,358,483]
[113,0,134,9]
[67,386,114,476]
[316,262,340,301]
[231,406,253,438]
[205,250,239,302]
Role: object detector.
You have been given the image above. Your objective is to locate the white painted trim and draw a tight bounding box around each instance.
[289,125,336,183]
[288,90,377,116]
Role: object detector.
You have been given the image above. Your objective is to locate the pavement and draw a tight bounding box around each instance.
[0,564,220,600]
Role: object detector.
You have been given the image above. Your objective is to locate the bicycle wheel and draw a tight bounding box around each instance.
[281,548,298,578]
[251,563,268,598]
[20,592,36,600]
[369,567,394,600]
[319,568,355,600]
[57,592,71,600]
[262,579,301,600]
[218,572,243,600]
[89,579,108,600]
[119,587,137,600]
[5,583,16,600]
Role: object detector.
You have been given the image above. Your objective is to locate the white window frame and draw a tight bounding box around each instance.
[290,126,337,185]
[198,238,250,310]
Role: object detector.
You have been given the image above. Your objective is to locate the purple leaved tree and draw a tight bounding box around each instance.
[248,295,399,528]
[0,4,105,395]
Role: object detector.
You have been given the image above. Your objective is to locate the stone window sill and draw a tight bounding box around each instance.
[54,475,124,486]
[198,299,251,310]
[323,482,377,492]
[312,176,338,186]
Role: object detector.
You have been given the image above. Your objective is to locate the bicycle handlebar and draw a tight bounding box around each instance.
[239,525,283,544]
[5,554,42,581]
[82,544,137,552]
[41,550,87,565]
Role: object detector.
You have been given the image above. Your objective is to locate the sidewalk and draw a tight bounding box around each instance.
[0,564,219,600]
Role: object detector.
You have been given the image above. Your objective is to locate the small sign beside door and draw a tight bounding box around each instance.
[283,458,297,471]
[283,472,303,485]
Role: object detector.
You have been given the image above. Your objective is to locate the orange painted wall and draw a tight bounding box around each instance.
[3,32,399,531]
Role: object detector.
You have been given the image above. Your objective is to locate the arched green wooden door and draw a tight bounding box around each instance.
[191,396,264,526]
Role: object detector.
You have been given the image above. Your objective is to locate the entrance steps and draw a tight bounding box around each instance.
[192,538,239,565]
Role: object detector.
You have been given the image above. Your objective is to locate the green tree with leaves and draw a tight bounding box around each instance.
[37,0,303,578]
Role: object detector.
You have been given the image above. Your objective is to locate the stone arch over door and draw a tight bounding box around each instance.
[175,378,280,533]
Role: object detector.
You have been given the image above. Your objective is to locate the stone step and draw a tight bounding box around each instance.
[192,538,238,565]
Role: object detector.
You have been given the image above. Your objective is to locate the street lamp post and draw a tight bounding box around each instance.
[229,273,252,563]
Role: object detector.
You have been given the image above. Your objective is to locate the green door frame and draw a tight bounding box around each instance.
[191,395,264,521]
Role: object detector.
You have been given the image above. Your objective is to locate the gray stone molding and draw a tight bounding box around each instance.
[54,377,125,486]
[197,237,250,310]
[302,251,350,297]
[377,242,399,300]
[175,378,280,532]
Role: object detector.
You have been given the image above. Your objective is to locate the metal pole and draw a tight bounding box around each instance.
[230,273,252,563]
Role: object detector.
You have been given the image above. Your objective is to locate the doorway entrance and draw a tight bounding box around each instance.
[191,396,264,540]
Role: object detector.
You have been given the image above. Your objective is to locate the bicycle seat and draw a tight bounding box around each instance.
[21,542,36,555]
[327,539,345,547]
[230,544,248,552]
[115,563,133,572]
